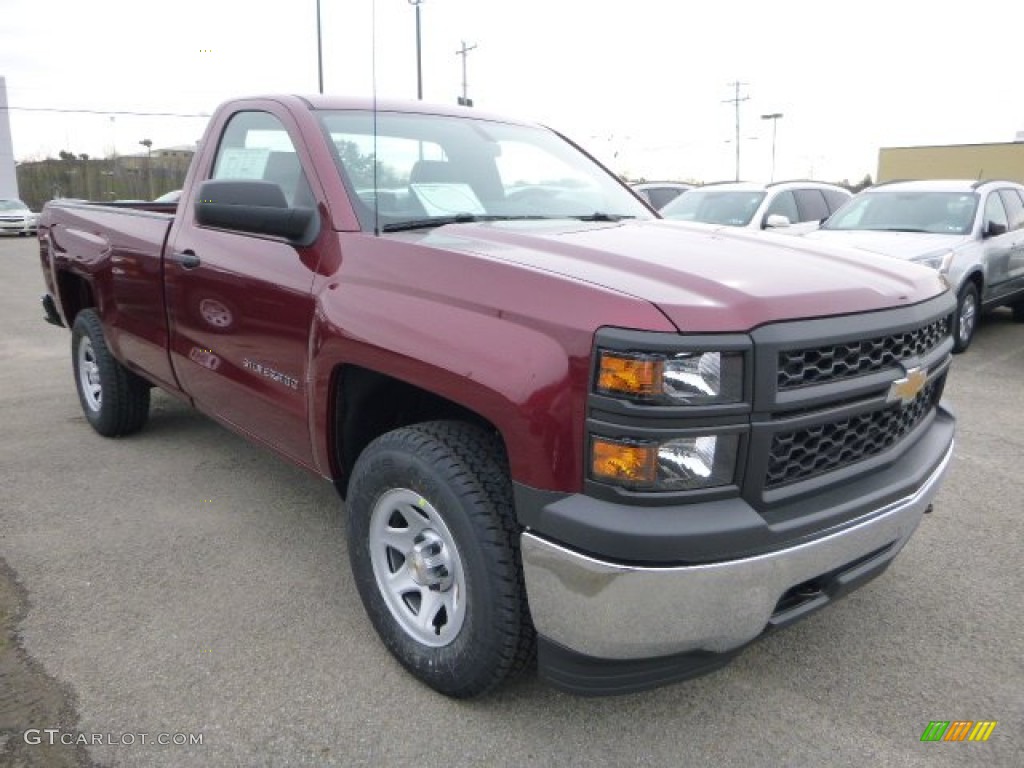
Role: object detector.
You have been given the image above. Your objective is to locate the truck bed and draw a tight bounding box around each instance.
[43,201,179,390]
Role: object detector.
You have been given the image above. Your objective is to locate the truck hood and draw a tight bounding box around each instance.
[417,219,948,333]
[802,229,972,260]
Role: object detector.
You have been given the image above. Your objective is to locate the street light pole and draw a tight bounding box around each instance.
[761,112,783,182]
[408,0,424,100]
[316,0,324,94]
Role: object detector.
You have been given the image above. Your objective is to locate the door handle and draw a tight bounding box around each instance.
[174,249,201,269]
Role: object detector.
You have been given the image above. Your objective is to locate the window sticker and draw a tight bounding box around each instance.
[215,148,271,180]
[410,183,486,216]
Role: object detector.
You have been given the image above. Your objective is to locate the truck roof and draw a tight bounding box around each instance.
[235,94,537,128]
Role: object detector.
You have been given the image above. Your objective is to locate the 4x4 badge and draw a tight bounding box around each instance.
[887,366,927,406]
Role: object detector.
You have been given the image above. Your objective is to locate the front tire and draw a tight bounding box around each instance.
[71,309,150,436]
[952,282,979,353]
[346,421,534,698]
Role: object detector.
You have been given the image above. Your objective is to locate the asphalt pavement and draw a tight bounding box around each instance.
[1,235,1021,767]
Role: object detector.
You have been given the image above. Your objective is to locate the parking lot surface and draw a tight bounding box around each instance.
[1,235,1021,767]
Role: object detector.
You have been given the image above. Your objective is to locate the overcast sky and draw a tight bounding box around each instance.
[3,0,1023,183]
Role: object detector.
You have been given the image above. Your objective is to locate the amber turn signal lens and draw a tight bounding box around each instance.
[591,437,657,487]
[596,353,663,398]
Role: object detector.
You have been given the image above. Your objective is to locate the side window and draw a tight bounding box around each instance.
[211,111,314,208]
[648,187,683,209]
[764,190,799,224]
[793,189,830,223]
[998,190,1024,232]
[822,189,851,214]
[633,188,654,206]
[983,193,1009,234]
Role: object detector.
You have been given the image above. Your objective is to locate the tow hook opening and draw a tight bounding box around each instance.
[771,542,897,622]
[774,578,826,615]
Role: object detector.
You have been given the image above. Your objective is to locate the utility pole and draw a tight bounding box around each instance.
[139,140,153,199]
[761,113,783,182]
[456,41,477,106]
[723,81,749,181]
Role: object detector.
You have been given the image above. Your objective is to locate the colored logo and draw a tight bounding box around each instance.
[920,721,997,742]
[887,366,927,406]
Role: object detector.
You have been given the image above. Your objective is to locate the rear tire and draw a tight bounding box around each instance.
[346,421,534,698]
[952,282,979,353]
[71,309,150,436]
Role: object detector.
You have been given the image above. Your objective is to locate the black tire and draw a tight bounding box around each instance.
[346,421,535,698]
[952,282,979,353]
[1012,299,1024,323]
[71,309,150,436]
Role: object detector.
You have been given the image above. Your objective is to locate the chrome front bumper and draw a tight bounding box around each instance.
[522,440,953,661]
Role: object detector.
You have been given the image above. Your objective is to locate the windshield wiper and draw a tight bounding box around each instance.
[878,227,933,233]
[571,212,636,222]
[381,214,556,232]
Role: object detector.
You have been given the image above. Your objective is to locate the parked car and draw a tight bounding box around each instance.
[802,179,1024,351]
[0,198,39,236]
[37,94,955,697]
[153,189,182,204]
[659,180,851,232]
[631,181,694,210]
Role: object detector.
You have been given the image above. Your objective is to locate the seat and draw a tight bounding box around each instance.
[408,159,504,208]
[409,160,465,185]
[263,151,315,208]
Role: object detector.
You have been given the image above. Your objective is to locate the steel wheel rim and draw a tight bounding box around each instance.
[368,488,467,647]
[959,291,977,344]
[77,337,102,412]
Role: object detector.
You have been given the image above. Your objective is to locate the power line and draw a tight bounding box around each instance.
[1,106,209,118]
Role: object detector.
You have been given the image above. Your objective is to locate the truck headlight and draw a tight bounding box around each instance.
[596,350,743,405]
[913,251,954,273]
[591,433,739,490]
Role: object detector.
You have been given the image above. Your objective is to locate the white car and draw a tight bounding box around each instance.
[0,198,39,236]
[631,181,694,210]
[659,180,852,233]
[802,179,1024,352]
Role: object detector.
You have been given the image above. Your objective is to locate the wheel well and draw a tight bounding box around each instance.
[57,271,96,325]
[965,270,983,295]
[333,365,503,497]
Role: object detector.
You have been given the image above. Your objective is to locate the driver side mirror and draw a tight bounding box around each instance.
[764,214,791,229]
[195,179,319,246]
[983,220,1007,239]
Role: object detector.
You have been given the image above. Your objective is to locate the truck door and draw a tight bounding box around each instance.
[165,109,323,468]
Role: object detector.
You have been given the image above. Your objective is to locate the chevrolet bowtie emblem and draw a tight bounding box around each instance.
[887,367,927,406]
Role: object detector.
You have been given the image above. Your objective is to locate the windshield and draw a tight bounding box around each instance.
[823,191,979,234]
[316,110,652,231]
[659,189,766,226]
[0,199,28,211]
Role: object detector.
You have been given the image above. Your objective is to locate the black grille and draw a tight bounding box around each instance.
[766,378,942,489]
[777,317,949,390]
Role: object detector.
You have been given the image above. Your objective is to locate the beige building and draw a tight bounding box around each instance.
[878,141,1024,184]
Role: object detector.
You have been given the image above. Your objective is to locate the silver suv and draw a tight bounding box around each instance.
[803,179,1024,351]
[659,180,851,232]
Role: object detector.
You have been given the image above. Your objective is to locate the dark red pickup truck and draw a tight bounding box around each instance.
[38,95,956,697]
